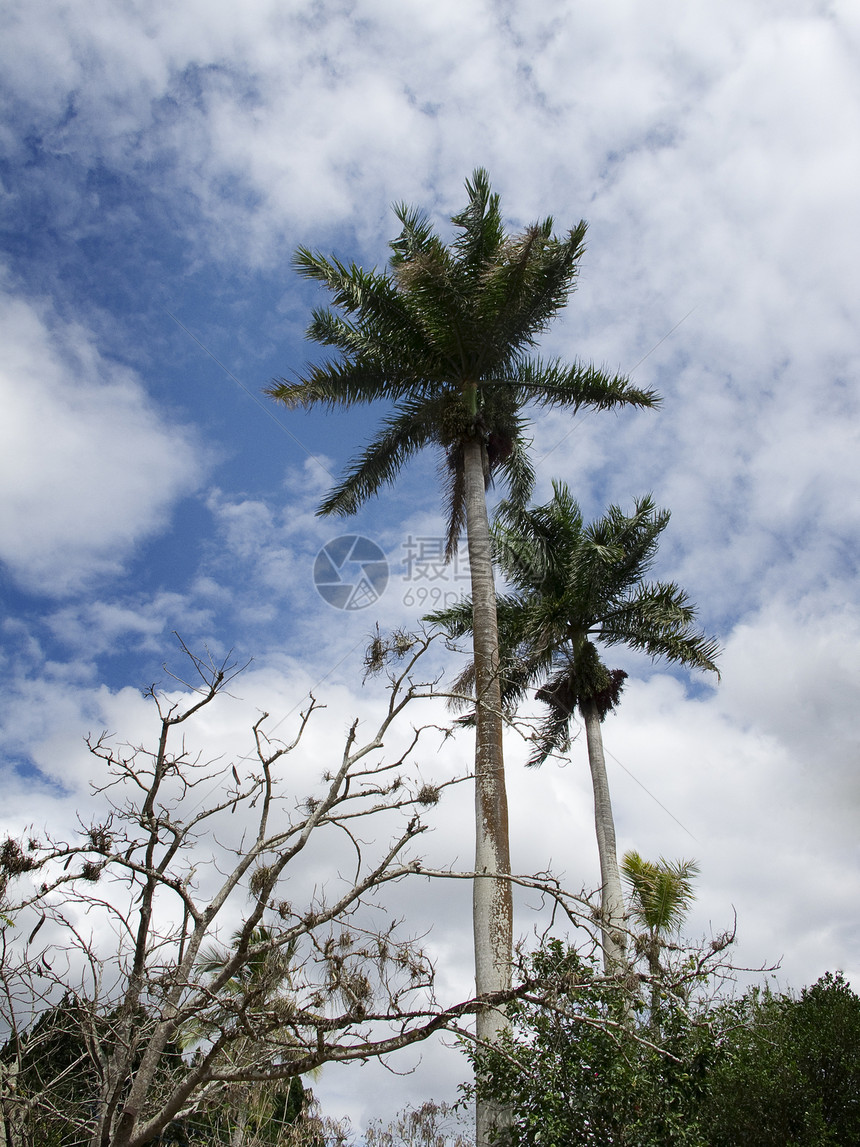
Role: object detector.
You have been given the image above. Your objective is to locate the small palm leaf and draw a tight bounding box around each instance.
[622,851,701,935]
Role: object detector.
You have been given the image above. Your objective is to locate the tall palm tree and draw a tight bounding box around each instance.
[622,851,700,1024]
[428,483,719,978]
[268,171,657,1144]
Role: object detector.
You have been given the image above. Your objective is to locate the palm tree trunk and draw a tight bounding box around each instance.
[580,698,626,977]
[229,1102,249,1147]
[462,436,512,1147]
[648,939,663,1030]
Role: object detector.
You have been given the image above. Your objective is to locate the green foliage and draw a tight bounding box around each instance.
[623,852,702,1026]
[182,1076,321,1146]
[469,942,710,1147]
[622,853,701,937]
[1,992,95,1147]
[1,996,186,1147]
[1,993,324,1147]
[704,972,860,1146]
[471,944,860,1147]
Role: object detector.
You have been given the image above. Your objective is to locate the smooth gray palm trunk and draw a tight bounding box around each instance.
[581,699,627,977]
[463,437,512,1147]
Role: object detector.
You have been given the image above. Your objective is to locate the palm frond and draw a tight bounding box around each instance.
[317,400,439,517]
[425,591,545,715]
[292,249,397,318]
[622,851,701,935]
[389,203,437,265]
[440,444,467,560]
[450,168,505,274]
[515,358,661,411]
[528,677,577,767]
[424,596,474,637]
[477,221,589,363]
[492,506,559,590]
[597,582,721,675]
[267,358,417,410]
[492,432,536,516]
[293,248,445,370]
[584,497,667,581]
[395,245,474,373]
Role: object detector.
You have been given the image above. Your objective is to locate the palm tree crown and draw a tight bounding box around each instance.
[267,169,657,551]
[433,481,721,765]
[622,852,701,939]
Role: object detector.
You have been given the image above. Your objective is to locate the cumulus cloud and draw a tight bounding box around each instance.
[0,286,205,595]
[45,593,215,659]
[592,593,860,990]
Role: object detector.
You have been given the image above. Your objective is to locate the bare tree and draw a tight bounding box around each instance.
[0,632,534,1147]
[365,1098,473,1147]
[0,632,737,1147]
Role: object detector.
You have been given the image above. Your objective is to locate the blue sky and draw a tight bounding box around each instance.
[2,0,860,1130]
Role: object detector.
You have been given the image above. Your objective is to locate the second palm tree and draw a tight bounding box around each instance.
[430,483,720,977]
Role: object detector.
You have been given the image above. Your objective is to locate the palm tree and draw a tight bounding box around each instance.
[268,171,657,1144]
[428,483,719,978]
[622,851,700,1024]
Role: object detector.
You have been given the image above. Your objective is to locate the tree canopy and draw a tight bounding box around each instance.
[472,941,860,1147]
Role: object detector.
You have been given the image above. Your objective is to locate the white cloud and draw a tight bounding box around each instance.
[594,595,860,990]
[0,286,205,595]
[46,593,215,658]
